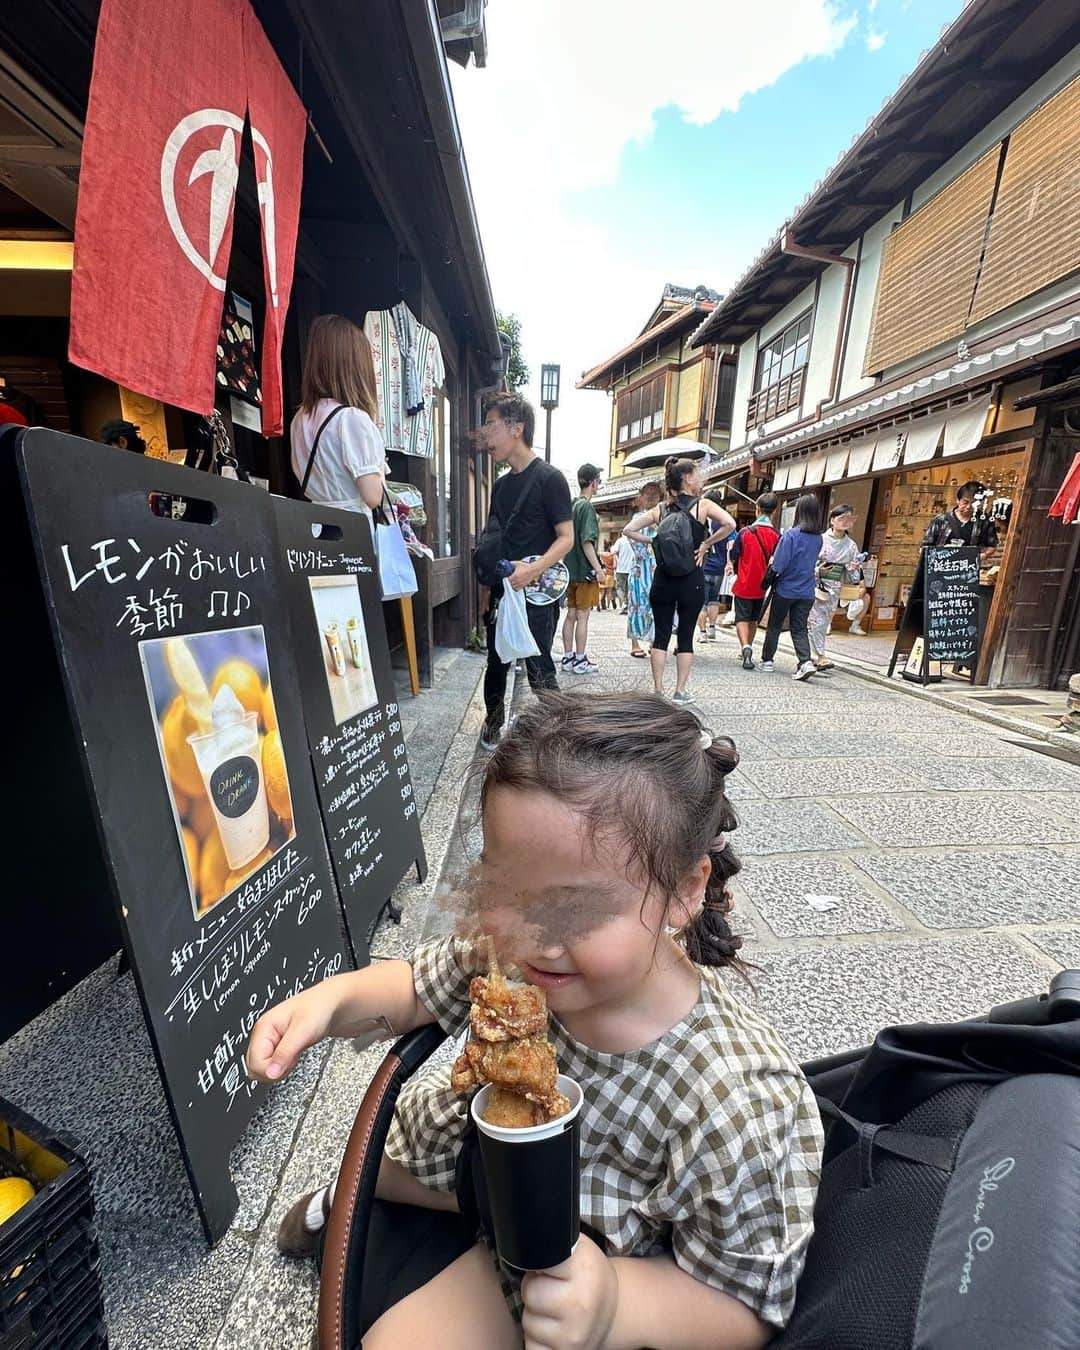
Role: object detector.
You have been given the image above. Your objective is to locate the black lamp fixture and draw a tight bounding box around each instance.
[540,363,561,462]
[540,363,561,409]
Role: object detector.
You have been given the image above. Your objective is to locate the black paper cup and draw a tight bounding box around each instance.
[471,1076,582,1272]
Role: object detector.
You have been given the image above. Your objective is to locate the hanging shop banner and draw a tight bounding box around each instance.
[11,428,352,1245]
[70,0,247,413]
[925,545,982,665]
[272,498,427,963]
[241,5,305,438]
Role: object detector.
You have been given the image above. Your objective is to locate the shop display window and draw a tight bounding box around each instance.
[867,450,1023,625]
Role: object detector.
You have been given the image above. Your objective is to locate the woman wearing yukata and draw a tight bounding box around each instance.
[809,504,867,671]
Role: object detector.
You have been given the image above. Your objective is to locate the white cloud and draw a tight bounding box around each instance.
[450,2,856,477]
[866,28,887,51]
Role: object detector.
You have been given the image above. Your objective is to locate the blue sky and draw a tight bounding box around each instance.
[452,0,964,475]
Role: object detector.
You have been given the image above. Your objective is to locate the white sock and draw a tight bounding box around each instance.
[303,1180,336,1232]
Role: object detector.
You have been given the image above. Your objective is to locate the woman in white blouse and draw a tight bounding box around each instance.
[290,314,388,521]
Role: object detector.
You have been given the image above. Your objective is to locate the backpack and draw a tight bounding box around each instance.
[776,988,1080,1350]
[652,500,698,576]
[474,469,543,587]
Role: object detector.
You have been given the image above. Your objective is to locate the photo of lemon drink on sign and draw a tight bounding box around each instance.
[308,576,377,726]
[140,626,296,919]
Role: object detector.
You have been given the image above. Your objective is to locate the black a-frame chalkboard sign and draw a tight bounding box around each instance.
[5,427,354,1244]
[272,497,426,964]
[888,545,983,686]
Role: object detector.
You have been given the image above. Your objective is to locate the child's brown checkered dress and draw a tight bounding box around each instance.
[385,937,823,1330]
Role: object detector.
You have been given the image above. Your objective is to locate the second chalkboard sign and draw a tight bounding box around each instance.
[925,545,981,665]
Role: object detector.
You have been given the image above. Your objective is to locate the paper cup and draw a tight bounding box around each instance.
[471,1076,582,1272]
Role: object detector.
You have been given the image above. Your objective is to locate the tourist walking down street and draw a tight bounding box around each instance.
[626,482,661,658]
[614,532,634,613]
[760,493,822,681]
[478,394,573,750]
[728,491,780,671]
[624,457,735,703]
[809,504,865,670]
[698,490,735,643]
[561,463,606,676]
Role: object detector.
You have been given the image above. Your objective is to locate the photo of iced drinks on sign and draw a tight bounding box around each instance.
[140,626,296,919]
[308,576,377,725]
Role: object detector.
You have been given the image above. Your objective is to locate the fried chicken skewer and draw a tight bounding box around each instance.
[453,938,570,1124]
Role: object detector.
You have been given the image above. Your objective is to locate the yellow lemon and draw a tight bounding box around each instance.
[187,795,217,843]
[262,730,292,825]
[181,827,200,882]
[162,695,205,799]
[262,685,278,733]
[225,847,274,892]
[0,1178,35,1226]
[20,1144,63,1185]
[211,661,264,718]
[197,830,230,914]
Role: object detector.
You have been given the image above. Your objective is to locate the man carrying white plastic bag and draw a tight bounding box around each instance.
[494,582,540,663]
[473,394,573,752]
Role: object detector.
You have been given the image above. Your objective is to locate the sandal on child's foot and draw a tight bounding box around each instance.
[277,1187,331,1258]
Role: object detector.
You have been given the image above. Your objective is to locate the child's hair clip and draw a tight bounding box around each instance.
[699,729,712,750]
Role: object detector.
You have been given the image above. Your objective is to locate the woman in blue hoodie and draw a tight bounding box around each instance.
[760,494,823,680]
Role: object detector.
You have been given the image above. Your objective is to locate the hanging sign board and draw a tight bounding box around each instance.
[925,546,981,665]
[11,428,352,1244]
[272,498,426,963]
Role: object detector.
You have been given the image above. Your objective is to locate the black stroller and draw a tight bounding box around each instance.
[316,971,1080,1349]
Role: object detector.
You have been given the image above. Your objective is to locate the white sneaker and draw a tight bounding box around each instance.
[671,690,696,704]
[849,624,867,636]
[708,626,717,641]
[573,656,599,675]
[759,660,775,672]
[560,653,576,670]
[793,661,817,681]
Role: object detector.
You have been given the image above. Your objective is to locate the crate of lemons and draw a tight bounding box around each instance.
[160,648,293,916]
[0,1132,63,1222]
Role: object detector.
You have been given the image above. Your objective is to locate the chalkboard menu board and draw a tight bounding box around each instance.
[11,428,353,1244]
[925,546,981,664]
[272,498,426,963]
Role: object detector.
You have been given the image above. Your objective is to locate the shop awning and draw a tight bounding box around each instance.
[772,463,789,491]
[786,459,807,490]
[944,396,992,456]
[872,431,903,472]
[846,436,876,477]
[902,412,946,464]
[824,446,848,483]
[804,451,826,486]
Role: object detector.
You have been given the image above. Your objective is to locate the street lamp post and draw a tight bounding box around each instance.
[540,363,561,463]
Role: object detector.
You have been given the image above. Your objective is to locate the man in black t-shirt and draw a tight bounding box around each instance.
[479,394,573,750]
[923,481,999,559]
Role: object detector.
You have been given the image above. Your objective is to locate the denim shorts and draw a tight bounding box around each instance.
[703,572,726,605]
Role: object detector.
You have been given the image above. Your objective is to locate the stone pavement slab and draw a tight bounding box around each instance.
[736,799,870,855]
[738,935,1056,1062]
[736,857,906,938]
[829,792,1080,847]
[854,847,1080,929]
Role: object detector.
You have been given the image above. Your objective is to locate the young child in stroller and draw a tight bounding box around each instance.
[247,691,823,1349]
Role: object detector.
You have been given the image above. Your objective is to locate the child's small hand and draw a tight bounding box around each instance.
[245,985,336,1083]
[521,1233,618,1350]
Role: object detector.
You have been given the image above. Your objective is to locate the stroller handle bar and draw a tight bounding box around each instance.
[987,969,1080,1026]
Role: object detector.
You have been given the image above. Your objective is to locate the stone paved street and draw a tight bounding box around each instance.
[4,618,1080,1349]
[556,609,1080,1063]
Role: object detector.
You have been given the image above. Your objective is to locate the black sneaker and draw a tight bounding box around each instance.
[741,645,755,670]
[479,718,502,752]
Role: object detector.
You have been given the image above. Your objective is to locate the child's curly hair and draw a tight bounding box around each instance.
[481,691,744,972]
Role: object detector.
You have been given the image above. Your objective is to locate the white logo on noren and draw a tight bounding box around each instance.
[161,109,279,305]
